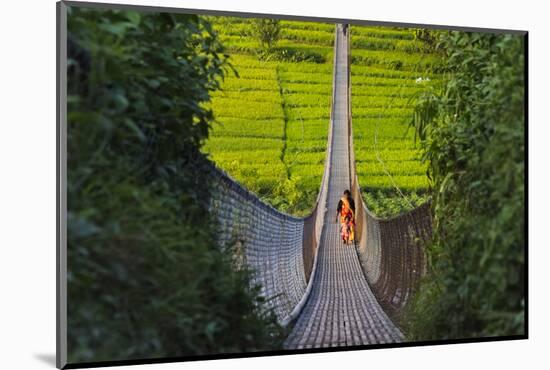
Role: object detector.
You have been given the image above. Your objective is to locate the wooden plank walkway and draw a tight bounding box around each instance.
[284,25,404,349]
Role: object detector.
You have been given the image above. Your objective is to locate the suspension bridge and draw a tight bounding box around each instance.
[208,24,432,349]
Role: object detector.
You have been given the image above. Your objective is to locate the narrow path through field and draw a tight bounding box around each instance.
[284,25,403,349]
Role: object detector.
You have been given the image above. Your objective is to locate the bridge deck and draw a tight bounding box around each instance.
[284,25,403,349]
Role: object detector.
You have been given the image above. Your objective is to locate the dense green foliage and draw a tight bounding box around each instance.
[204,18,334,216]
[67,7,283,363]
[405,31,525,339]
[251,18,281,51]
[351,26,444,217]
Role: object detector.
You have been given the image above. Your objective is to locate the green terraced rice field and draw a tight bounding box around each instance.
[202,17,335,216]
[203,16,443,218]
[351,25,445,217]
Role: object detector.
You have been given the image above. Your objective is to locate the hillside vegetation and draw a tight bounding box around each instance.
[203,18,335,216]
[350,26,444,217]
[405,31,525,340]
[66,8,284,363]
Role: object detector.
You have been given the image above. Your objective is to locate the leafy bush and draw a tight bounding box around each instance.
[262,174,319,216]
[413,28,438,52]
[250,18,281,51]
[362,189,429,218]
[405,31,525,340]
[67,7,283,363]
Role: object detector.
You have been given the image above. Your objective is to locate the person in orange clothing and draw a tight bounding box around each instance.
[336,189,355,244]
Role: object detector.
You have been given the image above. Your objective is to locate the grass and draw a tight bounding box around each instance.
[203,17,335,216]
[351,25,444,217]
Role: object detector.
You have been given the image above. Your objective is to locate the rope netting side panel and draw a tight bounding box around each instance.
[345,27,432,321]
[354,197,432,318]
[208,166,307,322]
